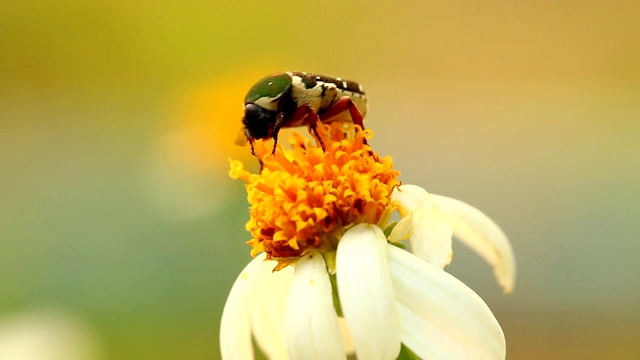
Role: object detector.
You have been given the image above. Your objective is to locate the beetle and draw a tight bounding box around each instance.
[241,71,368,155]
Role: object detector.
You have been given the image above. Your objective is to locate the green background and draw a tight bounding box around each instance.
[1,1,638,359]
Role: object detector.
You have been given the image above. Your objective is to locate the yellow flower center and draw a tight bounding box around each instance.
[229,122,400,270]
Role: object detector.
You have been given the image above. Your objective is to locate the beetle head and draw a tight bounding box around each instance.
[243,103,276,141]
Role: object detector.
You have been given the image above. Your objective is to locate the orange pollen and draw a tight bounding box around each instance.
[230,122,400,269]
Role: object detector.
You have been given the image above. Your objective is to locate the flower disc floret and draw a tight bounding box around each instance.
[230,123,400,268]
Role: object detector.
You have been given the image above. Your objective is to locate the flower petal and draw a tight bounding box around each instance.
[397,303,478,359]
[387,213,412,243]
[391,184,453,269]
[284,252,345,360]
[220,254,266,360]
[391,184,431,212]
[336,224,401,360]
[387,245,506,360]
[430,194,516,293]
[250,259,293,360]
[410,203,453,269]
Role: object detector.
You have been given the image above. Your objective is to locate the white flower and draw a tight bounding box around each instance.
[220,185,516,360]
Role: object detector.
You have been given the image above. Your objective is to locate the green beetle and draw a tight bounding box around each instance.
[241,71,368,154]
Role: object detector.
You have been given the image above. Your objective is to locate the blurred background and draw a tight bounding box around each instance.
[1,1,638,359]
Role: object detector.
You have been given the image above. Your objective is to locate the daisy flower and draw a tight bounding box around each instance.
[221,122,515,360]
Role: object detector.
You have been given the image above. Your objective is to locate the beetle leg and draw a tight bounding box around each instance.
[319,96,367,144]
[270,112,287,154]
[272,105,325,153]
[319,96,365,130]
[297,105,324,151]
[242,126,258,156]
[308,118,325,152]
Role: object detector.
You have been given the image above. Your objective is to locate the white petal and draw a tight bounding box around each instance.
[391,184,453,269]
[284,252,345,360]
[430,194,516,293]
[387,213,412,242]
[410,203,453,269]
[387,245,506,360]
[250,260,293,360]
[220,254,266,360]
[397,303,476,359]
[391,184,431,212]
[336,224,400,360]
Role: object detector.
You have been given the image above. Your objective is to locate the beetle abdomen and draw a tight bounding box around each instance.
[287,71,368,119]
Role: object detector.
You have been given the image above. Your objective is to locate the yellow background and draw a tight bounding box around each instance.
[1,1,638,359]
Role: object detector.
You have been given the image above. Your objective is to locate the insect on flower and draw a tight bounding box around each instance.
[240,71,368,155]
[223,122,516,359]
